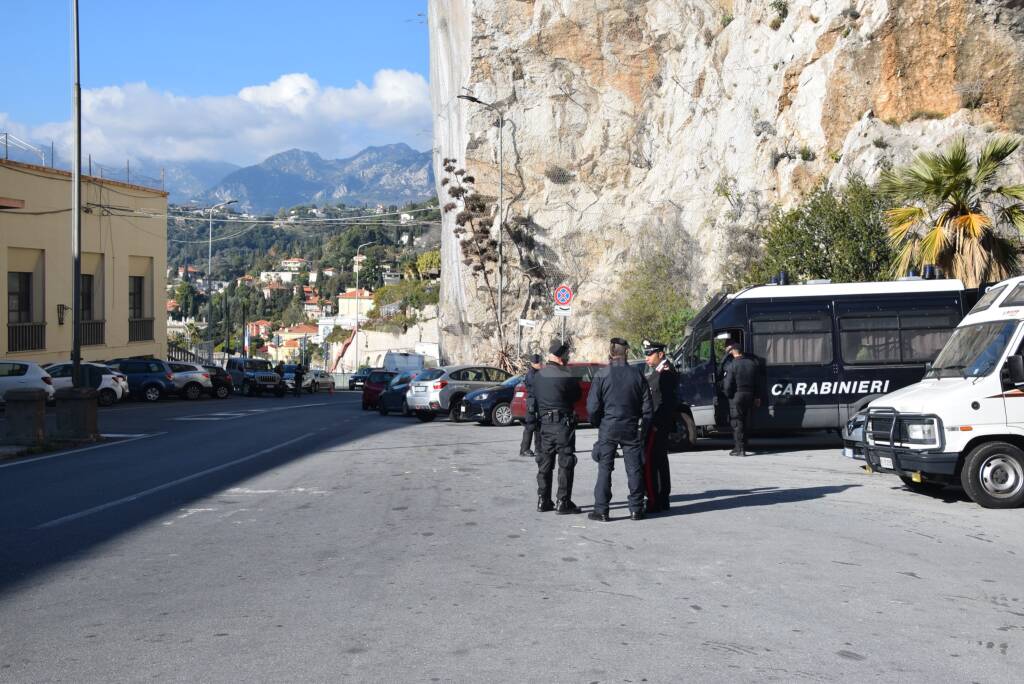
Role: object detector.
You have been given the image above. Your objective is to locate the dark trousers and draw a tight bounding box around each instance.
[293,376,304,396]
[536,420,576,503]
[729,391,755,451]
[593,430,645,514]
[520,415,541,454]
[643,425,671,511]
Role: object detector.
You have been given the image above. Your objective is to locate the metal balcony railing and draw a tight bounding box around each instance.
[129,317,154,342]
[8,322,46,352]
[81,319,105,346]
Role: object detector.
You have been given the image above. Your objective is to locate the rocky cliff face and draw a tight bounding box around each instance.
[430,0,1024,363]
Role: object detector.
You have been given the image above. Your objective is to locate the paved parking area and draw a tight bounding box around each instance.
[1,397,1021,682]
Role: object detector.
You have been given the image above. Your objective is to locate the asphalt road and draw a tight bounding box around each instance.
[1,393,1022,682]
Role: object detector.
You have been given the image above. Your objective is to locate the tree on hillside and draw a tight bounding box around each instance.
[416,249,441,278]
[880,137,1024,287]
[597,255,695,351]
[746,176,894,285]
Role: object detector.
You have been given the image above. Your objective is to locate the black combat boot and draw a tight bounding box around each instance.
[587,510,610,522]
[555,499,581,515]
[537,497,555,512]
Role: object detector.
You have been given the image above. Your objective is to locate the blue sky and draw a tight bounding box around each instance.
[2,1,431,164]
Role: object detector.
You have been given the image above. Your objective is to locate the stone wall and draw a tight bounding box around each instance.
[430,0,1024,363]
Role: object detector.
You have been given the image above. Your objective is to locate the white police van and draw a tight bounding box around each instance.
[863,275,1024,508]
[673,278,977,446]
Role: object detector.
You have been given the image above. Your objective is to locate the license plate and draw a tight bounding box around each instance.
[461,405,467,413]
[414,386,425,393]
[879,456,894,470]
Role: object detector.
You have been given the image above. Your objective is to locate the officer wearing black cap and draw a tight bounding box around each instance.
[532,339,583,514]
[642,339,678,513]
[586,338,653,522]
[519,354,543,458]
[723,340,762,456]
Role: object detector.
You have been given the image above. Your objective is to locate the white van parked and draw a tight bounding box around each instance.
[382,351,425,374]
[863,275,1024,508]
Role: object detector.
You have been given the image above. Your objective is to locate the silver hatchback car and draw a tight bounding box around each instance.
[406,364,512,422]
[169,362,215,400]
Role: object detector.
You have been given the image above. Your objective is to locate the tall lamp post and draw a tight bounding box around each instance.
[70,0,83,387]
[207,199,236,340]
[457,94,506,340]
[353,241,375,371]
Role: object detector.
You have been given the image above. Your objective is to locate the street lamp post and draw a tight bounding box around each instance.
[457,94,505,341]
[70,0,83,387]
[353,241,375,371]
[207,199,236,344]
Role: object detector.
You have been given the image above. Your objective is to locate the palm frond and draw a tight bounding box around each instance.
[918,223,949,264]
[888,235,920,279]
[996,185,1024,202]
[884,205,927,234]
[999,203,1024,232]
[975,137,1022,187]
[984,233,1021,282]
[939,138,971,182]
[952,212,992,240]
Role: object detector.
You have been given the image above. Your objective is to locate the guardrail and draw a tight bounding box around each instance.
[82,319,105,346]
[128,317,154,342]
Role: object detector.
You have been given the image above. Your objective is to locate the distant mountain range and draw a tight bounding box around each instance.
[1,136,435,212]
[197,144,434,213]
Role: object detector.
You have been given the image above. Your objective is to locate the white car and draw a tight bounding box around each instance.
[0,360,55,403]
[169,362,215,400]
[43,362,127,406]
[309,369,335,392]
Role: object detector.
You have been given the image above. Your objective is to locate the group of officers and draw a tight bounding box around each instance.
[518,337,762,521]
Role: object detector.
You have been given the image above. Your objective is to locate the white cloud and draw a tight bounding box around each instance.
[9,70,432,166]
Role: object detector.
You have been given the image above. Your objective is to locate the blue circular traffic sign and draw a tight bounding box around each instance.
[554,284,574,306]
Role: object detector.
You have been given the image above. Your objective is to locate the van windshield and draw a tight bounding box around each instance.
[926,320,1019,378]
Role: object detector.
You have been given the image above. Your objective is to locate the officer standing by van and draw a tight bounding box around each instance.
[723,341,762,456]
[532,340,582,514]
[519,354,543,458]
[586,338,653,522]
[642,339,678,513]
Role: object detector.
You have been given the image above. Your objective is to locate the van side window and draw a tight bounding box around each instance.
[752,317,832,365]
[840,312,957,364]
[1000,282,1024,308]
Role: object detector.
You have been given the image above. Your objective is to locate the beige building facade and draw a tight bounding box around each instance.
[0,160,168,364]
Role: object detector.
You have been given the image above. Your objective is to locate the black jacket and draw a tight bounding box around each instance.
[723,355,762,398]
[523,366,540,415]
[533,363,581,415]
[587,359,653,438]
[646,358,679,428]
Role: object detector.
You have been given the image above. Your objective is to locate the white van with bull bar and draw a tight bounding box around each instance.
[863,275,1024,508]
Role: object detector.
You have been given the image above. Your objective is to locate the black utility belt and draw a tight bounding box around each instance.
[541,411,573,423]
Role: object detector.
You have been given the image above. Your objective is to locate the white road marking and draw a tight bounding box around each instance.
[0,433,165,470]
[170,403,330,422]
[34,432,315,529]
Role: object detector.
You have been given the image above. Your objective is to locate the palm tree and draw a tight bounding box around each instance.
[880,137,1024,287]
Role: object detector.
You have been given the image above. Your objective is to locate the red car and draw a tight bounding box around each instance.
[511,362,605,423]
[361,369,397,410]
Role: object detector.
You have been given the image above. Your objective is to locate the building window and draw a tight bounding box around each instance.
[7,272,32,323]
[129,276,144,319]
[752,317,834,365]
[81,274,94,321]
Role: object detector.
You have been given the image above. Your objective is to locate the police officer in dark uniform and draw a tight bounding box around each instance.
[586,338,653,522]
[642,339,678,513]
[722,340,762,456]
[533,340,583,514]
[519,354,543,458]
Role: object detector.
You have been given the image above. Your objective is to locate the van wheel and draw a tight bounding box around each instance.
[183,383,202,401]
[98,388,117,407]
[416,411,436,423]
[961,442,1024,508]
[668,412,698,451]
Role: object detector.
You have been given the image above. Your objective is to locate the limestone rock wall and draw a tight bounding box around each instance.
[429,0,1024,364]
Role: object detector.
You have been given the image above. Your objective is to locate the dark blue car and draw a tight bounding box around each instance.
[377,370,421,416]
[107,358,177,402]
[460,374,524,426]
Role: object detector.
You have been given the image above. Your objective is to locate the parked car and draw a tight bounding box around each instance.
[225,357,285,397]
[510,362,605,424]
[203,365,234,399]
[461,374,524,426]
[378,371,421,416]
[842,410,867,461]
[362,370,398,410]
[382,351,425,373]
[169,362,215,400]
[282,364,314,393]
[348,367,372,391]
[308,369,335,392]
[0,360,55,403]
[107,358,177,402]
[407,365,513,422]
[44,362,126,406]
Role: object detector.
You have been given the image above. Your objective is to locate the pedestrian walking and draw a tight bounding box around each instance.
[293,363,305,397]
[532,340,582,514]
[641,339,678,513]
[274,361,286,398]
[519,354,543,458]
[586,338,653,522]
[722,340,762,456]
